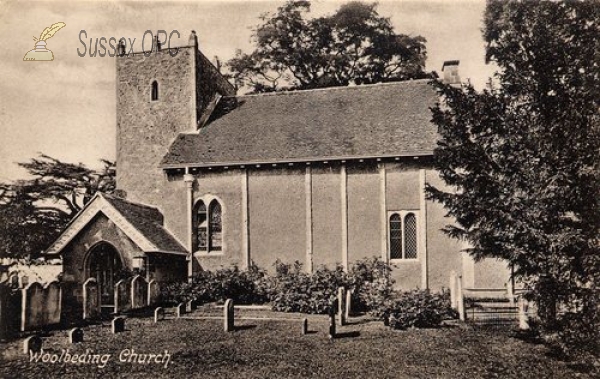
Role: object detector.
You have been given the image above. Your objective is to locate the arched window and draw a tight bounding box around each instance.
[151,80,159,101]
[389,213,402,260]
[389,211,419,260]
[194,199,223,253]
[196,201,208,250]
[209,200,222,251]
[404,213,417,259]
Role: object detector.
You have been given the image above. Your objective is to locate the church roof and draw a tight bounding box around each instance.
[101,194,187,254]
[45,193,187,255]
[161,79,438,168]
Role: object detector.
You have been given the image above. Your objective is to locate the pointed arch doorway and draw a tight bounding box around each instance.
[87,242,123,308]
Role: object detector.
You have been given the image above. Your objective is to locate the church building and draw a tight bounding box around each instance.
[46,32,510,314]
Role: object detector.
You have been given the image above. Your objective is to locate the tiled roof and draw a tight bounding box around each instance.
[161,79,438,167]
[102,194,186,254]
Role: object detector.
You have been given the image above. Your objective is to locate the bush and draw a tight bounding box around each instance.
[383,289,457,329]
[270,260,346,314]
[160,264,270,306]
[347,257,395,316]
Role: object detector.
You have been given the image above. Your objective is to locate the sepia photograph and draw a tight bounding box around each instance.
[0,0,598,377]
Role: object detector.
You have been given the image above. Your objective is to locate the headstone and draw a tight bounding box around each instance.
[21,282,44,332]
[154,307,165,323]
[112,316,125,334]
[328,299,337,339]
[345,289,352,319]
[224,299,234,332]
[302,318,308,335]
[43,281,61,326]
[176,302,185,318]
[186,300,195,313]
[83,278,100,321]
[147,280,159,306]
[69,327,83,343]
[337,288,347,326]
[23,335,42,354]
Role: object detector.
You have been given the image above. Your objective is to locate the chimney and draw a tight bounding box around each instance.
[153,35,162,52]
[189,30,198,49]
[441,60,460,86]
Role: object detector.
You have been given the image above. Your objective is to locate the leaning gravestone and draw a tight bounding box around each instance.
[23,335,42,354]
[224,299,234,332]
[112,316,125,334]
[154,307,165,323]
[69,327,84,343]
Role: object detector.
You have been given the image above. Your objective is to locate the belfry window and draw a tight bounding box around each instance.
[151,80,159,101]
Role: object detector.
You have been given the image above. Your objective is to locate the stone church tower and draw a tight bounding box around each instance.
[115,32,235,207]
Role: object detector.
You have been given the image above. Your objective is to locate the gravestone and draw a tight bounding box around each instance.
[154,307,165,323]
[112,316,125,334]
[69,327,83,343]
[82,278,100,321]
[176,303,185,318]
[186,300,195,313]
[302,318,308,335]
[328,299,337,339]
[224,299,234,332]
[23,335,42,354]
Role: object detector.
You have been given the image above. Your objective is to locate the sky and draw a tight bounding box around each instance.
[0,0,497,182]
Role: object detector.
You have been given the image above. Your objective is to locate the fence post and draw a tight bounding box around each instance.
[457,275,465,321]
[449,271,457,310]
[507,279,515,307]
[518,296,529,330]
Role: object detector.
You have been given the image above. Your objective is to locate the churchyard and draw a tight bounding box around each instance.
[0,304,595,379]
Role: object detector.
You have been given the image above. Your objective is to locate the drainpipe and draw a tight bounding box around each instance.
[183,168,195,283]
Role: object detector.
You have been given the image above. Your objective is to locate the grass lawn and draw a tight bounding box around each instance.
[0,308,596,379]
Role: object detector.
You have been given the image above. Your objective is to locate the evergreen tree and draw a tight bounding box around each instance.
[427,0,600,355]
[0,154,115,258]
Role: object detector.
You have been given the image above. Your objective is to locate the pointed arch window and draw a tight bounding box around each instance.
[389,214,402,259]
[151,80,159,101]
[194,199,223,253]
[389,211,419,260]
[209,200,222,251]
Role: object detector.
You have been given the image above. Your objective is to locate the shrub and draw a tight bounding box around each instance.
[160,264,271,306]
[383,289,457,329]
[347,257,395,316]
[270,260,347,314]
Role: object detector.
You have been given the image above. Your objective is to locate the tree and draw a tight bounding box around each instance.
[0,154,116,258]
[427,0,600,355]
[227,1,428,93]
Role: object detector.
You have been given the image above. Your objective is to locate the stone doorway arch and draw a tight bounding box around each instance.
[86,242,123,307]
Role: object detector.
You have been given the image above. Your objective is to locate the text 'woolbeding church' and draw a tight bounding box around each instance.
[45,31,510,316]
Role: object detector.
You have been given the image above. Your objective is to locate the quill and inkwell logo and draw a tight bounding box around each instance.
[23,22,66,61]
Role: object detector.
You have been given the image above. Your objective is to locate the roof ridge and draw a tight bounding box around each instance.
[102,192,162,213]
[233,79,431,99]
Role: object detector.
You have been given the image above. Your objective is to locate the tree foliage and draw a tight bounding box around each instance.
[227,1,428,93]
[0,154,116,258]
[427,0,600,355]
